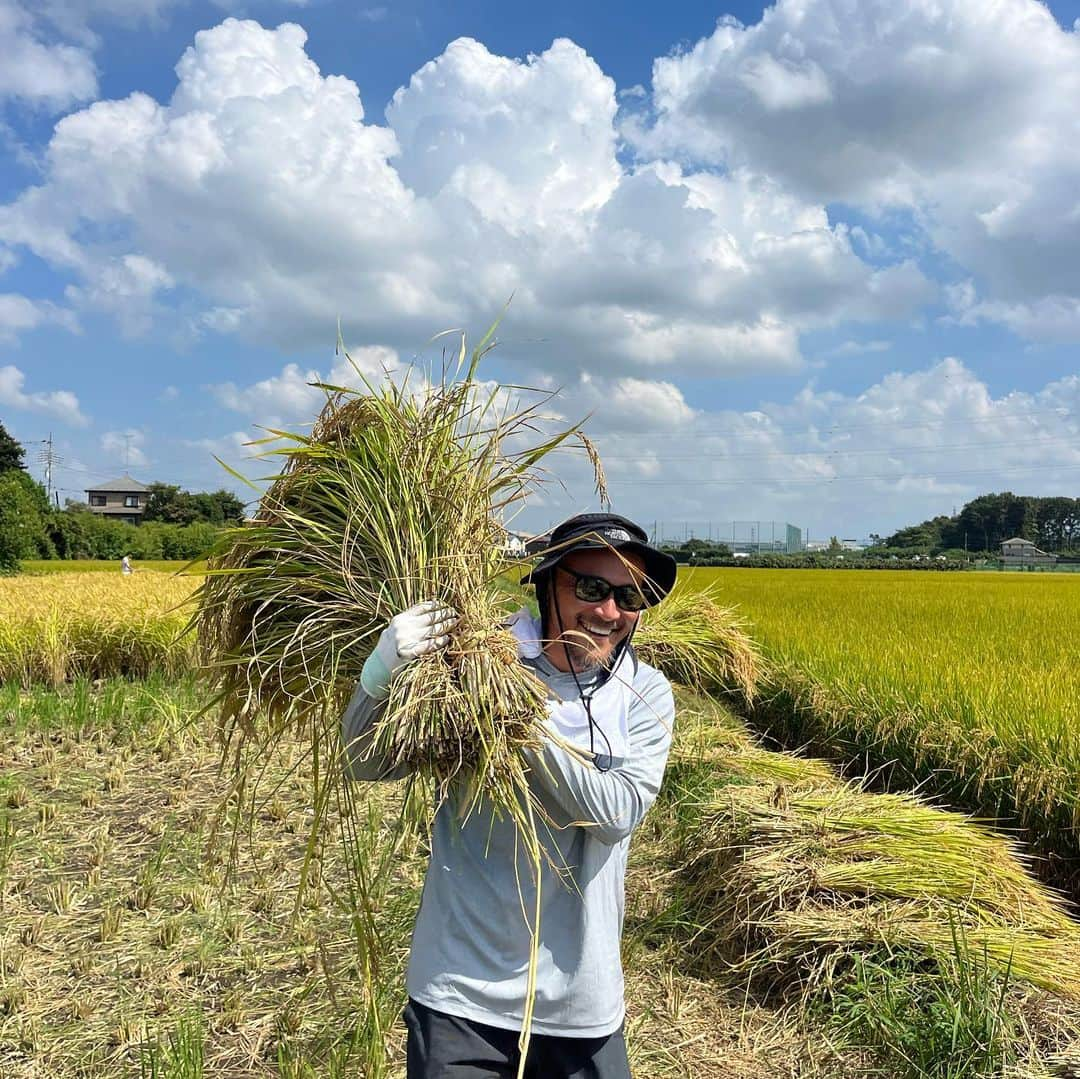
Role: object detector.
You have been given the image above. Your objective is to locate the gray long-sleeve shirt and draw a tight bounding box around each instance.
[341,649,675,1037]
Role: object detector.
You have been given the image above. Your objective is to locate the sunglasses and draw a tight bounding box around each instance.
[558,566,649,613]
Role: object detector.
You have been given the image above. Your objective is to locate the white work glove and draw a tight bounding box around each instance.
[359,600,459,701]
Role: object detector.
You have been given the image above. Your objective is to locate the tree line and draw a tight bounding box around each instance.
[0,422,244,572]
[881,492,1080,556]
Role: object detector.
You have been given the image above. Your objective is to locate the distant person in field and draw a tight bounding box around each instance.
[120,555,133,576]
[342,512,678,1079]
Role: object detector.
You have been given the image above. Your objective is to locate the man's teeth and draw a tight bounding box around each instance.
[581,620,614,637]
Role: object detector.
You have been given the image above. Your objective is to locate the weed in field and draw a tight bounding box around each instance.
[822,930,1018,1079]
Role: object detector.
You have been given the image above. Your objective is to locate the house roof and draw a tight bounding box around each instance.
[85,475,150,493]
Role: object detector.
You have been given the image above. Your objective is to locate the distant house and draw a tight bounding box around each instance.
[85,475,150,526]
[502,530,528,557]
[1001,537,1057,569]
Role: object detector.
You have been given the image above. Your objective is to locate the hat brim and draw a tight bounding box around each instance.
[520,537,677,606]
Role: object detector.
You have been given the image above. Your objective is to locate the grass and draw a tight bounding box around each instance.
[821,934,1019,1079]
[680,568,1080,894]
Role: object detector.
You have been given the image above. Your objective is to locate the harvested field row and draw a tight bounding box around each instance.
[0,677,839,1078]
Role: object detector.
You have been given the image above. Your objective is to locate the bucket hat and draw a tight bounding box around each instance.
[521,512,677,606]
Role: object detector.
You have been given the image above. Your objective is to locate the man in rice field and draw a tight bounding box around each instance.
[342,512,677,1079]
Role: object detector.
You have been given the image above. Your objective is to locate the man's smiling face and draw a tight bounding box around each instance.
[543,548,646,673]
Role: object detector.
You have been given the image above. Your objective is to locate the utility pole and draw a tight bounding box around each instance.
[39,433,55,502]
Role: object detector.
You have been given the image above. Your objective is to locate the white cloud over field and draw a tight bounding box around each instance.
[0,363,88,425]
[0,17,933,372]
[630,0,1080,331]
[210,356,1080,537]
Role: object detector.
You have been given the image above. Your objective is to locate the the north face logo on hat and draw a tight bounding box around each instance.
[604,528,632,542]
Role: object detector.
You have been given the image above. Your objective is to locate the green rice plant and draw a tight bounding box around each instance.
[139,1009,206,1079]
[822,923,1019,1079]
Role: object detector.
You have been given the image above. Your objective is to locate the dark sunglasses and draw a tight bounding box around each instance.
[558,566,649,613]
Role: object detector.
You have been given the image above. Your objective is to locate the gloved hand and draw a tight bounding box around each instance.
[359,600,459,701]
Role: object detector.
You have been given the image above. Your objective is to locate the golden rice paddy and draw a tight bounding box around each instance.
[683,568,1080,888]
[0,572,198,687]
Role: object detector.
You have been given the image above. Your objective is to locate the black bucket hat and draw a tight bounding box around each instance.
[521,512,677,606]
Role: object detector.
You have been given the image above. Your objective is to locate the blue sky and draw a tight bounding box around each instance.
[2,0,1079,542]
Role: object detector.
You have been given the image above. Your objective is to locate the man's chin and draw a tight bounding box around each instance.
[565,635,621,669]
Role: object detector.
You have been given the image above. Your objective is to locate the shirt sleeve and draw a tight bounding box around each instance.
[521,666,675,846]
[340,681,413,782]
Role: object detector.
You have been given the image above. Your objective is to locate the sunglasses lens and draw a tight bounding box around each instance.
[614,587,647,612]
[574,575,611,603]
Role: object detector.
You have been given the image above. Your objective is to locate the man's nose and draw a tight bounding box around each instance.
[593,594,620,620]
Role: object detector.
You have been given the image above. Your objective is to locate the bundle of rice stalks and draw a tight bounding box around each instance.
[635,576,760,701]
[195,331,581,823]
[686,782,1080,1001]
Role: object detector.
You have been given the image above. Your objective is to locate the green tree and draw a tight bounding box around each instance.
[828,536,843,554]
[0,421,26,473]
[143,483,192,524]
[0,470,48,571]
[144,483,245,525]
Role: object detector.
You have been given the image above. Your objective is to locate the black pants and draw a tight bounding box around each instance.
[404,999,632,1079]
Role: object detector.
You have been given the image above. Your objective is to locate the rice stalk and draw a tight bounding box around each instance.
[635,576,760,701]
[684,779,1080,1001]
[576,431,609,511]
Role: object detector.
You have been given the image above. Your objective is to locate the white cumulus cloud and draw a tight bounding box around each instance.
[0,363,88,425]
[529,359,1080,539]
[0,18,931,368]
[210,346,399,425]
[630,0,1080,339]
[0,0,98,110]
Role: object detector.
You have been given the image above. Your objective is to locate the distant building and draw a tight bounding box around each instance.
[84,475,150,526]
[1001,537,1057,569]
[502,529,528,557]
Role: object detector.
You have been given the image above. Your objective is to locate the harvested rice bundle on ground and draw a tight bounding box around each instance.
[684,781,1080,1001]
